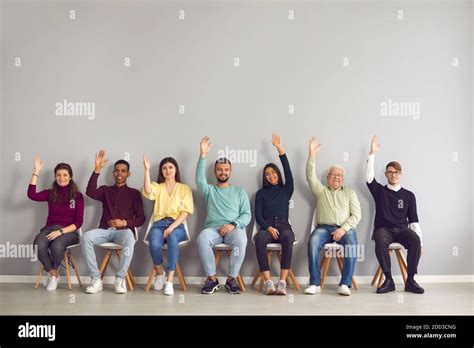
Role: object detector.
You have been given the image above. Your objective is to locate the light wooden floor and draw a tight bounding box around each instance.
[0,282,472,315]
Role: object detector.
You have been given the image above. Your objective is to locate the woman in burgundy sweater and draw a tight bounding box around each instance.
[27,155,84,291]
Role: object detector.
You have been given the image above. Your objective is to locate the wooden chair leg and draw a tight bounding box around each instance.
[236,274,246,292]
[258,272,264,290]
[34,264,44,289]
[64,251,72,290]
[251,269,261,287]
[115,250,133,290]
[175,263,187,291]
[259,251,273,291]
[336,255,358,290]
[320,255,330,290]
[395,249,407,284]
[128,268,137,287]
[377,271,385,288]
[214,250,221,268]
[288,269,300,290]
[69,252,82,287]
[144,267,156,292]
[99,250,112,279]
[371,266,382,286]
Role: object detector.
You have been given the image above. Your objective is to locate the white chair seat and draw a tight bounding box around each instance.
[388,242,404,250]
[143,239,190,249]
[213,243,233,251]
[66,243,81,250]
[98,242,123,250]
[324,242,343,250]
[266,240,299,251]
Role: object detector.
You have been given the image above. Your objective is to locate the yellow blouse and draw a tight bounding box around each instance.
[142,182,194,222]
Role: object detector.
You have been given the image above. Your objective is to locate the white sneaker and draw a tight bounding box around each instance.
[44,274,52,289]
[115,277,127,294]
[304,285,321,295]
[338,285,351,296]
[163,282,174,296]
[85,277,103,294]
[46,275,59,291]
[153,272,165,291]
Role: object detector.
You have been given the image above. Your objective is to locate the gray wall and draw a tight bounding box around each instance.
[1,0,472,279]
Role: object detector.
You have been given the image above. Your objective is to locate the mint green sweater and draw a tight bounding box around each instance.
[196,157,251,229]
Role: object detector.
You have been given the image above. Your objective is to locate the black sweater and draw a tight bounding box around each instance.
[367,178,419,231]
[255,154,294,230]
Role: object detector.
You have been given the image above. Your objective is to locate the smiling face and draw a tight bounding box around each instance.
[327,166,345,190]
[264,166,279,186]
[385,165,402,186]
[161,162,176,181]
[113,163,130,186]
[55,169,72,187]
[215,163,231,183]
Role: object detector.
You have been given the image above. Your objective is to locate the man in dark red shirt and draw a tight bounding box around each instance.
[81,150,145,294]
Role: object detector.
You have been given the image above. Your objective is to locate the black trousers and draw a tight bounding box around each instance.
[255,217,295,272]
[374,227,421,275]
[33,225,79,272]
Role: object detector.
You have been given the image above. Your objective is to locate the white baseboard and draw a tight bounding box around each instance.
[1,275,473,285]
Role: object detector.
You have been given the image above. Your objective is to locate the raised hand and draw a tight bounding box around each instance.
[271,133,285,155]
[309,137,321,158]
[200,136,212,157]
[370,135,380,155]
[95,149,108,173]
[143,154,151,171]
[33,155,43,175]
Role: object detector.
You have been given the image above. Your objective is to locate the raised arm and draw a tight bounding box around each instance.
[143,154,152,195]
[86,149,108,200]
[272,133,294,196]
[306,136,324,196]
[366,135,380,183]
[196,136,211,197]
[27,155,49,201]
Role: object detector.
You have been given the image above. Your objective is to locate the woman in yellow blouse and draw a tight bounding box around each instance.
[143,155,194,295]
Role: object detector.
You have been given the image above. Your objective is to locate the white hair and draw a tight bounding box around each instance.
[327,165,345,176]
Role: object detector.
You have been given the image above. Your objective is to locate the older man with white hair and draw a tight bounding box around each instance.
[305,137,361,296]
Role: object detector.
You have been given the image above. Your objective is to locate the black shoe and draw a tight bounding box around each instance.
[405,279,425,294]
[376,278,396,294]
[225,277,241,294]
[201,278,220,294]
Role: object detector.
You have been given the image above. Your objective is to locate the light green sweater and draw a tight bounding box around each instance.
[306,157,361,231]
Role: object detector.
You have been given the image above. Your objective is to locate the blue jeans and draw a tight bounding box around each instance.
[81,228,136,279]
[307,224,358,287]
[197,227,247,278]
[148,218,187,272]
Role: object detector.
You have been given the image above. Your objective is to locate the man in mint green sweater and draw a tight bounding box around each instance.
[196,136,251,295]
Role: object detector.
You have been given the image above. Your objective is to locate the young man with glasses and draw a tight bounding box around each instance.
[366,136,424,294]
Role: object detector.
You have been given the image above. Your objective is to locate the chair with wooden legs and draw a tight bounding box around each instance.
[249,221,300,291]
[34,228,83,290]
[371,242,408,288]
[213,243,246,292]
[310,216,359,290]
[97,227,138,290]
[143,219,190,292]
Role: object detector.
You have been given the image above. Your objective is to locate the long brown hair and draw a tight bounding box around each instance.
[49,163,78,203]
[157,157,181,184]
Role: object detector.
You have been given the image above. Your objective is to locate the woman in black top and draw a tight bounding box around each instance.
[254,134,295,295]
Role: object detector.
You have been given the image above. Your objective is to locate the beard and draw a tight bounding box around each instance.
[217,175,229,183]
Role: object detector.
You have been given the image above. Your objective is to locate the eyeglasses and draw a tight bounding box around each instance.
[328,174,344,178]
[386,171,401,176]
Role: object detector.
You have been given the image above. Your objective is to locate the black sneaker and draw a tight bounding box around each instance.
[201,278,220,294]
[225,277,241,294]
